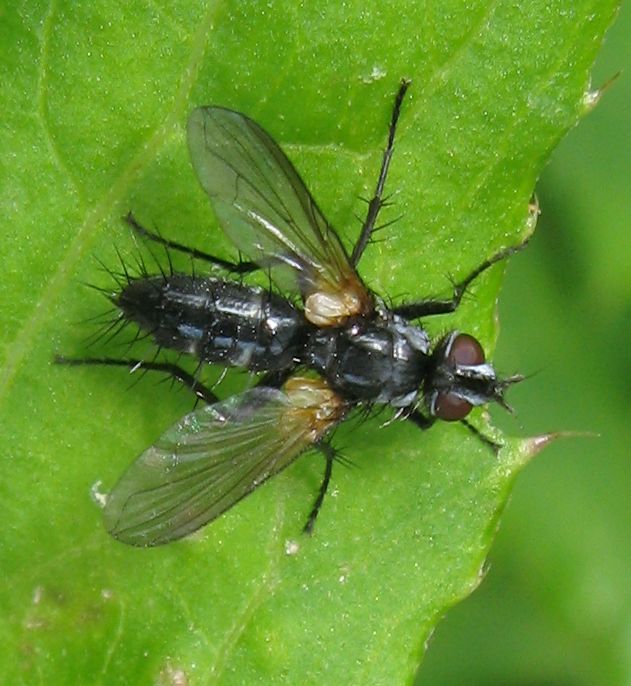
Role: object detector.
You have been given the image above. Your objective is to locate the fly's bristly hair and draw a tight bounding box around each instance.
[72,231,186,358]
[326,443,356,470]
[84,249,158,352]
[347,401,388,433]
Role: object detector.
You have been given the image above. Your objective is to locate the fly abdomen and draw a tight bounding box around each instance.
[116,276,305,371]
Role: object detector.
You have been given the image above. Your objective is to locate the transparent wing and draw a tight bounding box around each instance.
[187,107,371,321]
[103,382,341,546]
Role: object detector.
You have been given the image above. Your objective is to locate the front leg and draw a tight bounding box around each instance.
[406,409,501,455]
[394,238,529,320]
[406,410,436,431]
[460,419,502,455]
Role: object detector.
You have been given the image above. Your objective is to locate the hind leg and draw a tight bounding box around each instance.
[54,356,219,404]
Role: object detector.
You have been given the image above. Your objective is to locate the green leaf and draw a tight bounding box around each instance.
[0,2,618,684]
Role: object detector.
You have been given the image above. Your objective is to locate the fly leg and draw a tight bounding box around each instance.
[125,212,258,274]
[258,368,337,535]
[54,356,219,404]
[351,78,411,266]
[406,410,501,454]
[406,410,435,431]
[303,441,336,534]
[460,419,502,454]
[393,237,530,320]
[257,370,337,534]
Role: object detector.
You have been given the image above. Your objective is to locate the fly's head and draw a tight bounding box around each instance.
[424,331,523,421]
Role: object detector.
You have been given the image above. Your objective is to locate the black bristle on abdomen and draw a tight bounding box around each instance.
[115,275,307,372]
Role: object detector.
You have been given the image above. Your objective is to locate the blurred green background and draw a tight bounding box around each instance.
[419,5,631,685]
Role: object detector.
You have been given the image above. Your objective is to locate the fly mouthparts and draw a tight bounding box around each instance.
[495,373,525,413]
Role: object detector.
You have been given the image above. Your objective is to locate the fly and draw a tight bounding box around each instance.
[57,80,529,546]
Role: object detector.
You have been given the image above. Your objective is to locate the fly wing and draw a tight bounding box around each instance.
[103,381,343,546]
[187,107,372,324]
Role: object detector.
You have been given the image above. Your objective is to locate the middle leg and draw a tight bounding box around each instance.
[303,441,337,534]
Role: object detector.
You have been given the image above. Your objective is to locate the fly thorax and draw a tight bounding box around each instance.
[384,315,431,407]
[306,312,431,406]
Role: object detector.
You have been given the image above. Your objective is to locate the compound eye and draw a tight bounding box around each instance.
[434,392,472,421]
[448,333,485,367]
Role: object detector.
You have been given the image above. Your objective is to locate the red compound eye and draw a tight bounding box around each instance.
[434,392,472,421]
[448,333,485,367]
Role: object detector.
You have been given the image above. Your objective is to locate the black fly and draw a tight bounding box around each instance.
[58,80,528,546]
